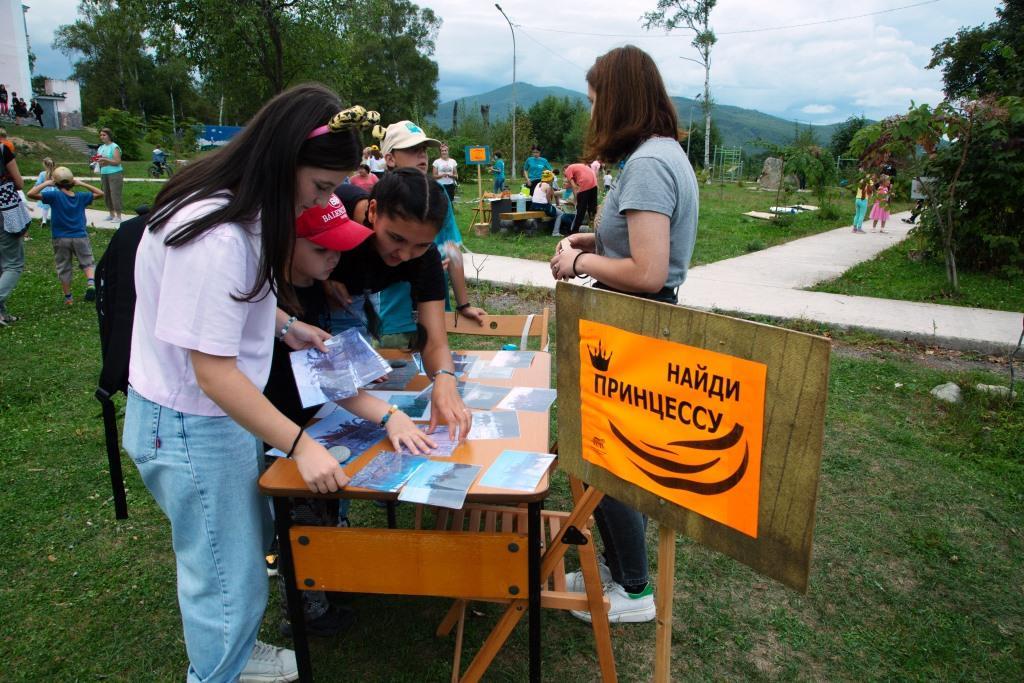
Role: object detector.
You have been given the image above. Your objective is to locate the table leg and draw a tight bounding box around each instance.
[273,497,313,683]
[528,501,541,683]
[386,501,397,529]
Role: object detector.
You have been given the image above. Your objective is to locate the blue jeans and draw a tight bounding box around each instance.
[0,230,25,317]
[123,388,270,683]
[493,175,505,193]
[594,496,649,589]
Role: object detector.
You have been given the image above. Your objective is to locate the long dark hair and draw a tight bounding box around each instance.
[371,167,448,230]
[585,45,678,164]
[148,83,363,312]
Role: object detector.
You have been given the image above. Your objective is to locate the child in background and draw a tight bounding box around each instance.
[489,151,506,193]
[26,166,103,304]
[870,174,892,233]
[603,168,613,192]
[35,157,55,226]
[851,175,871,233]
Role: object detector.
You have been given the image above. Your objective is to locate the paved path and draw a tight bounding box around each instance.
[467,211,1023,354]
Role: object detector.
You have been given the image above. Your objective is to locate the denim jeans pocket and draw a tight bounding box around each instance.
[123,388,162,465]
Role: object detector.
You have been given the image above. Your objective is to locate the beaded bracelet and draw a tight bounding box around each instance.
[379,404,399,427]
[278,315,297,339]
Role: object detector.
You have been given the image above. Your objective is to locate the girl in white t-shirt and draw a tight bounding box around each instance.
[122,85,375,683]
[432,143,458,203]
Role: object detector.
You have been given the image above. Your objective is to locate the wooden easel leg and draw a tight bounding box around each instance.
[451,600,467,683]
[578,526,617,682]
[437,599,466,637]
[653,524,676,683]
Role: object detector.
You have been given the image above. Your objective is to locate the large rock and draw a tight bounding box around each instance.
[757,157,783,190]
[930,382,962,404]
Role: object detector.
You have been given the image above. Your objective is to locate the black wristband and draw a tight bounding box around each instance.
[572,251,586,278]
[456,302,471,311]
[286,426,304,458]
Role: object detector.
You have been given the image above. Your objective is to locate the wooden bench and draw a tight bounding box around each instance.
[499,211,546,221]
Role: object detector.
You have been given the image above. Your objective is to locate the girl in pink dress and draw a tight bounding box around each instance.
[870,174,892,232]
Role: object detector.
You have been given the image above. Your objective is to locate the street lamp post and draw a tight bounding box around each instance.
[495,3,516,180]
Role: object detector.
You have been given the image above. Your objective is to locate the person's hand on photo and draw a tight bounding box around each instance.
[429,373,472,442]
[294,441,350,493]
[386,412,437,454]
[283,320,331,352]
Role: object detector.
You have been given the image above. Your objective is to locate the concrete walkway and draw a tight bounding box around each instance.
[467,210,1023,354]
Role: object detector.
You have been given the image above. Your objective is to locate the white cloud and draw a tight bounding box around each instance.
[801,105,836,115]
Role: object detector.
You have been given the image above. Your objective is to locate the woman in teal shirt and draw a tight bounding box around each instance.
[96,127,124,222]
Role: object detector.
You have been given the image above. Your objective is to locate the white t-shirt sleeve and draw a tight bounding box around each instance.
[153,228,254,358]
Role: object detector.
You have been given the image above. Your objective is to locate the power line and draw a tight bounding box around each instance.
[516,26,589,72]
[516,0,940,39]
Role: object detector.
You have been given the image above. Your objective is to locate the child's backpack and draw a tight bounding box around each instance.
[94,210,148,519]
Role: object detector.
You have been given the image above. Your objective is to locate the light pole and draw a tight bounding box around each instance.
[686,93,701,162]
[495,3,516,180]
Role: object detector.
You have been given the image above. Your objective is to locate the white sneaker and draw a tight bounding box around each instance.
[564,558,612,593]
[570,581,656,624]
[239,640,299,683]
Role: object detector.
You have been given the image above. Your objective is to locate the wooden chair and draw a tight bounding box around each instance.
[416,476,617,682]
[445,307,550,352]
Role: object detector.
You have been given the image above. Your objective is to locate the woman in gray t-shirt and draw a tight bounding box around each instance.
[550,45,699,623]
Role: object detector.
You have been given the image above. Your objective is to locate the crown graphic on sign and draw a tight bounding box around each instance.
[587,340,612,371]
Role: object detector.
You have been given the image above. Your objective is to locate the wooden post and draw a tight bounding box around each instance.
[477,164,484,215]
[653,524,676,682]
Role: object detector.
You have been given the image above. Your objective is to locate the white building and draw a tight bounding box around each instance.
[0,0,32,105]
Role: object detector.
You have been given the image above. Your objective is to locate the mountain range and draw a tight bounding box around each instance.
[430,83,848,153]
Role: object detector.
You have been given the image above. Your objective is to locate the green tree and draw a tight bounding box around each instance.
[95,107,145,160]
[828,115,869,158]
[928,1,1023,99]
[643,0,717,169]
[525,96,588,162]
[852,97,1024,288]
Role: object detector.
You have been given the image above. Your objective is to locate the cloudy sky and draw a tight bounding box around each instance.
[27,0,999,123]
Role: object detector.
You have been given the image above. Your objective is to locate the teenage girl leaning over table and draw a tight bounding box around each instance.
[549,45,699,624]
[123,84,376,683]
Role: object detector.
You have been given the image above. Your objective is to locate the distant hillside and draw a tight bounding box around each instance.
[432,82,848,153]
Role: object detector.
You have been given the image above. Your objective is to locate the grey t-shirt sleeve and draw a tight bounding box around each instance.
[615,156,678,218]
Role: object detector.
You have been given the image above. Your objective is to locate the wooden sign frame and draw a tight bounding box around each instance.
[556,282,830,592]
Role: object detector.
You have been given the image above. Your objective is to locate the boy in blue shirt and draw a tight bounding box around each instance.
[26,166,104,304]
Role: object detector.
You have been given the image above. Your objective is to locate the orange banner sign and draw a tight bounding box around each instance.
[579,320,768,537]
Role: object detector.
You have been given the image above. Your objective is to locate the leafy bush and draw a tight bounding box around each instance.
[94,108,144,161]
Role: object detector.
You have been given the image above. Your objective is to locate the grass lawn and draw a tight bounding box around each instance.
[810,238,1024,313]
[2,233,1022,680]
[456,183,914,266]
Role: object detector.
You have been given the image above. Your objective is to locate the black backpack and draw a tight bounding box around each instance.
[95,210,148,519]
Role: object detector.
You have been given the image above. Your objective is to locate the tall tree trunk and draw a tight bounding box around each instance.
[703,63,711,170]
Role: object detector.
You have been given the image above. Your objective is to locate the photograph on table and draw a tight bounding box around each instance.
[397,461,482,509]
[346,451,428,492]
[366,390,432,421]
[265,407,381,461]
[468,362,516,379]
[467,411,521,440]
[479,450,556,492]
[496,387,557,413]
[489,350,536,369]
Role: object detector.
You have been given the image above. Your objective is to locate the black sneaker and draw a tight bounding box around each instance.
[85,286,96,301]
[280,604,356,638]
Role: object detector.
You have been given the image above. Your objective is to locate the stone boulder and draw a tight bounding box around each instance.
[757,157,783,190]
[930,382,962,404]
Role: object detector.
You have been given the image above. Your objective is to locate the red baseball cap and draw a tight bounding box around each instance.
[295,194,372,251]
